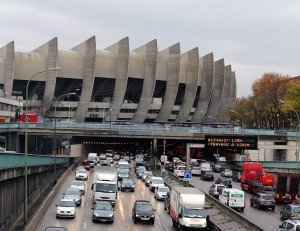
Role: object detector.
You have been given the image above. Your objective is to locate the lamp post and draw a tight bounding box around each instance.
[230,110,244,130]
[279,100,300,174]
[24,67,61,225]
[53,92,76,182]
[200,110,204,134]
[109,108,112,130]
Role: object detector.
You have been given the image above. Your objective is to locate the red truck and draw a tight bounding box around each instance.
[240,162,275,194]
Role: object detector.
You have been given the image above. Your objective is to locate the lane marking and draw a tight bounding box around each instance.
[83,221,86,230]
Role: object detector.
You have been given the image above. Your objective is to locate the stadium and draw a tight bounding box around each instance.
[0,36,236,124]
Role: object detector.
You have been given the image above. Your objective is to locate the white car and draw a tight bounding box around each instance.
[191,166,201,175]
[277,219,300,231]
[71,180,86,194]
[56,199,76,218]
[75,169,88,180]
[142,171,153,181]
[175,165,186,178]
[154,186,170,200]
[145,175,153,186]
[221,169,233,177]
[149,177,165,192]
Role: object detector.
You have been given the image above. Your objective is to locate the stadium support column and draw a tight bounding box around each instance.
[0,41,14,98]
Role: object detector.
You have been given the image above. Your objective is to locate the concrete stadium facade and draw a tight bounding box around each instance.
[0,36,236,124]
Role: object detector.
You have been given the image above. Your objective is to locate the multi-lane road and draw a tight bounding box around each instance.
[189,172,283,231]
[36,164,175,231]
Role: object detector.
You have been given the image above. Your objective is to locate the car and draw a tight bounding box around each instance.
[113,154,120,161]
[87,160,95,168]
[56,199,76,218]
[101,159,110,166]
[99,153,106,160]
[118,161,130,171]
[118,168,129,181]
[154,186,170,200]
[280,204,300,220]
[123,156,131,163]
[92,201,114,223]
[142,171,153,181]
[221,169,233,177]
[250,193,275,211]
[191,166,201,175]
[149,177,165,192]
[81,162,90,170]
[212,164,222,173]
[63,188,82,206]
[106,156,114,164]
[132,200,155,224]
[45,227,68,231]
[174,165,186,178]
[135,166,146,174]
[145,175,153,186]
[70,180,86,194]
[232,171,242,182]
[120,178,135,192]
[137,169,145,179]
[75,169,88,181]
[209,184,226,199]
[277,219,300,231]
[164,191,171,213]
[201,171,214,181]
[215,178,232,188]
[75,166,85,174]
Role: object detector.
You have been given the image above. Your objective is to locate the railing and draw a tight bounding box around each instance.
[219,161,299,169]
[0,152,68,169]
[0,122,297,137]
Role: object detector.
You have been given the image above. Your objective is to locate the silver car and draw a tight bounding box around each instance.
[56,199,76,218]
[70,180,86,194]
[63,188,82,206]
[92,201,114,223]
[154,186,170,200]
[221,169,233,177]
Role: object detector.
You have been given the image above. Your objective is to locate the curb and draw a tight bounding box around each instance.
[24,165,74,231]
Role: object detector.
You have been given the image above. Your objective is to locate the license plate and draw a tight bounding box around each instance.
[141,217,150,220]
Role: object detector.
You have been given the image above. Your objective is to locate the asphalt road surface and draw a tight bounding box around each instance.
[36,164,175,231]
[190,172,284,231]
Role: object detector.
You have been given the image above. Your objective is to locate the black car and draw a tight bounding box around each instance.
[201,171,214,181]
[232,171,242,182]
[92,201,114,223]
[250,193,275,211]
[215,178,232,188]
[212,164,222,173]
[132,200,155,224]
[164,192,171,213]
[121,178,135,192]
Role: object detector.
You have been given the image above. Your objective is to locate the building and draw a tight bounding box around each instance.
[0,37,236,123]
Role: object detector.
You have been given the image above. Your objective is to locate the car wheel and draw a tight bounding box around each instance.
[271,206,275,211]
[257,204,261,210]
[250,201,253,207]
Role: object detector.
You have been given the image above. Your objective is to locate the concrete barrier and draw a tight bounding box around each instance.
[24,165,74,231]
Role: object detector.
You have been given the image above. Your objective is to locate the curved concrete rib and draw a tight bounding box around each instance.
[34,37,58,102]
[155,43,180,122]
[0,41,14,98]
[192,53,214,123]
[72,36,96,122]
[228,71,236,108]
[204,59,225,124]
[105,37,129,121]
[175,48,199,123]
[132,39,157,123]
[217,65,232,123]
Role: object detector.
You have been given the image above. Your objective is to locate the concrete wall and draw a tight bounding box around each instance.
[0,164,66,231]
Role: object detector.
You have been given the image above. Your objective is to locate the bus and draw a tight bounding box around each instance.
[0,136,7,152]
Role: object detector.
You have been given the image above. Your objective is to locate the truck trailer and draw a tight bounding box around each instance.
[170,186,208,230]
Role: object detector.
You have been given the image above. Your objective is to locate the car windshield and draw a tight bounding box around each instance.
[96,183,116,193]
[119,164,129,168]
[77,169,86,173]
[223,180,231,184]
[178,166,186,170]
[136,203,153,211]
[65,189,80,196]
[153,179,164,184]
[123,179,134,185]
[217,186,225,191]
[59,200,75,207]
[262,195,274,200]
[72,181,84,186]
[95,202,112,211]
[183,208,205,218]
[107,157,112,160]
[158,187,169,192]
[293,207,300,213]
[215,165,221,168]
[205,171,213,175]
[119,169,129,174]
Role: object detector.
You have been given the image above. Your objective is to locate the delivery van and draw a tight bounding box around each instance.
[219,188,245,211]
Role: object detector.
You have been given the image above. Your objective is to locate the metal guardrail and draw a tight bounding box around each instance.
[0,152,68,169]
[219,161,299,169]
[0,122,298,137]
[166,170,263,231]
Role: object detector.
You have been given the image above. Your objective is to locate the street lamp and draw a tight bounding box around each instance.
[109,108,112,130]
[53,92,76,183]
[279,100,300,174]
[230,110,244,130]
[24,66,61,225]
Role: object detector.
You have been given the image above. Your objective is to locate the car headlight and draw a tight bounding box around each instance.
[131,185,135,188]
[94,213,100,217]
[121,184,125,187]
[151,214,155,218]
[57,209,61,213]
[136,214,140,217]
[108,213,114,218]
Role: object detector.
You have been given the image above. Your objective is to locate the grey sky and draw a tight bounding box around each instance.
[1,0,299,97]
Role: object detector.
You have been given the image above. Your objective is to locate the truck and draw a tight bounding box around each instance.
[275,174,300,204]
[170,186,208,230]
[200,162,211,173]
[91,171,118,205]
[240,162,275,194]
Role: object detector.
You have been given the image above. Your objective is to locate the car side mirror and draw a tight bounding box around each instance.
[91,184,94,190]
[55,205,58,207]
[178,214,182,218]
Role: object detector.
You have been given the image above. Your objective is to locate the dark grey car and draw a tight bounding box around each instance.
[63,188,82,206]
[280,204,300,220]
[92,201,114,223]
[250,193,275,210]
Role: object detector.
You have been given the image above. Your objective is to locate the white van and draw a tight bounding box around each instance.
[219,188,245,211]
[175,165,186,178]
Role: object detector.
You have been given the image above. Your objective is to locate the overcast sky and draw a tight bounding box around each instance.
[1,0,299,97]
